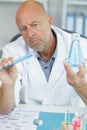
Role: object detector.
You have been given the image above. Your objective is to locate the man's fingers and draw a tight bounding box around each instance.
[64,62,75,76]
[0,57,15,70]
[77,65,86,77]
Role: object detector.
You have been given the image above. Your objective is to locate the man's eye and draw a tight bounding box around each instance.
[19,27,27,32]
[32,23,39,27]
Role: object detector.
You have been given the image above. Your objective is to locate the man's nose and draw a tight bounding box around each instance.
[26,27,35,37]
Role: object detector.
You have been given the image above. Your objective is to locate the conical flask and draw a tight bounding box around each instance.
[68,33,85,68]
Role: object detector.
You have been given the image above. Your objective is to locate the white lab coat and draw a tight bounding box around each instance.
[2,26,87,107]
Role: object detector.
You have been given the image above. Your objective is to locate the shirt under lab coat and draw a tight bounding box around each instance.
[2,26,87,107]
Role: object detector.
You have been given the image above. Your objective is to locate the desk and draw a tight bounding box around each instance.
[0,104,87,130]
[18,104,86,113]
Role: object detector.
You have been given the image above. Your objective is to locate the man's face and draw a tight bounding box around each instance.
[16,8,52,52]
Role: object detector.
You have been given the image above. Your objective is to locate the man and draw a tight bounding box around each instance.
[0,0,87,115]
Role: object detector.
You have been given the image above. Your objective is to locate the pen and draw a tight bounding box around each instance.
[3,53,33,70]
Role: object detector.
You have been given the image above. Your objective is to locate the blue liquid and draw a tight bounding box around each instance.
[3,53,33,70]
[68,39,85,67]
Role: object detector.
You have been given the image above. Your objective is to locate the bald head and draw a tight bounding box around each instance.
[17,0,47,12]
[16,0,48,24]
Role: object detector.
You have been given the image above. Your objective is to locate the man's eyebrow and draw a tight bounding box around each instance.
[30,21,39,24]
[19,21,40,29]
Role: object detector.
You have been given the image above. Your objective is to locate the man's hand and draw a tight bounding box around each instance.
[0,57,18,86]
[64,63,86,88]
[64,63,87,105]
[0,57,18,114]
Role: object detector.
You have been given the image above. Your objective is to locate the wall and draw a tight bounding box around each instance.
[0,2,21,49]
[48,0,63,27]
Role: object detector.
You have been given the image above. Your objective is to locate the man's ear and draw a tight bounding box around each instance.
[48,16,53,26]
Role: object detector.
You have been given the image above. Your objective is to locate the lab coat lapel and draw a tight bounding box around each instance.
[47,32,67,88]
[26,55,47,87]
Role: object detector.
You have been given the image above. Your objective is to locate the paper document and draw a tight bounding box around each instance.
[0,110,39,130]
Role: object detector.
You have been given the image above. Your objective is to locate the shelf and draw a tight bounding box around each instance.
[67,0,87,5]
[0,0,23,1]
[0,0,48,3]
[66,0,87,15]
